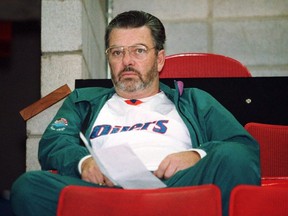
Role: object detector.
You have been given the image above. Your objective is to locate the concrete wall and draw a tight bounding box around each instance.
[112,0,288,77]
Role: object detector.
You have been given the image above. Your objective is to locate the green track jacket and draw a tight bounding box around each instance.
[39,81,259,178]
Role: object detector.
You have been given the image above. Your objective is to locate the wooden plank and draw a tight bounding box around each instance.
[20,84,71,121]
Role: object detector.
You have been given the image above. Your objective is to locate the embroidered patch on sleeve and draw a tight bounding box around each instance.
[50,118,68,131]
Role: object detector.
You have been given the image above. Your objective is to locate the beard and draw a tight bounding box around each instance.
[111,61,158,93]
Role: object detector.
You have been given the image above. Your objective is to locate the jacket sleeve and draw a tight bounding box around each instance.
[38,90,90,177]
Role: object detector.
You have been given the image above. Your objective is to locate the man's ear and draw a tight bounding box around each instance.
[157,49,165,72]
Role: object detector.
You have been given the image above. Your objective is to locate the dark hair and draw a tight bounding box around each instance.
[105,10,166,51]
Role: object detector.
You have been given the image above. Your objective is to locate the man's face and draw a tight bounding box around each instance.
[107,26,165,94]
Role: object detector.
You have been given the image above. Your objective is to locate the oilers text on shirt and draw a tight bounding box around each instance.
[90,120,169,139]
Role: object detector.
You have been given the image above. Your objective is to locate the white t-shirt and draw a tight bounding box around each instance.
[86,92,205,171]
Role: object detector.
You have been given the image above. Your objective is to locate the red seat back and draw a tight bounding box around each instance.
[57,185,222,216]
[160,53,251,78]
[245,122,288,177]
[229,185,288,216]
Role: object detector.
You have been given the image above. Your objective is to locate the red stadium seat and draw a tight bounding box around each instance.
[229,185,288,216]
[245,122,288,178]
[160,53,251,78]
[57,185,222,216]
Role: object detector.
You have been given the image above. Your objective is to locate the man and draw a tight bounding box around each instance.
[11,10,260,216]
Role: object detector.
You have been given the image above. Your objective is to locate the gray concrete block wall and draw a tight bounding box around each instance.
[82,0,107,79]
[112,0,209,20]
[213,0,288,17]
[213,19,288,66]
[41,0,82,52]
[112,0,288,77]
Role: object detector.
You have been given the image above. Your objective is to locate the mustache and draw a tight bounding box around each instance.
[119,66,141,76]
[123,66,137,72]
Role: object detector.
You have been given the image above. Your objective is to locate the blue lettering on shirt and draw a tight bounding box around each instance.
[90,120,169,139]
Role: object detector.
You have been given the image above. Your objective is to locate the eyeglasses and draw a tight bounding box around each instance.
[105,45,155,62]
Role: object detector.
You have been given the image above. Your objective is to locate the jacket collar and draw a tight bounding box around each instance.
[74,87,116,103]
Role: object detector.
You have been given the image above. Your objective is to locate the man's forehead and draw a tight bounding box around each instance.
[109,26,153,46]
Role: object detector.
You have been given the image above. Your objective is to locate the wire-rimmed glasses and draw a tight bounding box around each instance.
[105,45,155,62]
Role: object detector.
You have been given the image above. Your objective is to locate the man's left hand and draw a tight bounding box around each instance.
[154,151,201,179]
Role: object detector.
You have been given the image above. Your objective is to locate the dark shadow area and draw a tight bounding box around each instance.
[0,21,41,215]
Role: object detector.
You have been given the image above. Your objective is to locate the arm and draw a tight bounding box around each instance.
[155,88,260,179]
[38,91,90,177]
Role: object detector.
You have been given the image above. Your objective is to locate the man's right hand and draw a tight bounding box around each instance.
[81,157,114,187]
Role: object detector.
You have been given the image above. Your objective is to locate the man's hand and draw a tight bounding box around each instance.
[81,157,114,187]
[154,151,201,179]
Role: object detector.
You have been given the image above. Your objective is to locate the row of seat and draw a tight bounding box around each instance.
[57,183,288,216]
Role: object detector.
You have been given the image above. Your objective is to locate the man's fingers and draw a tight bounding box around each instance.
[163,164,177,179]
[154,151,200,179]
[82,166,105,184]
[81,157,105,184]
[154,158,170,179]
[104,176,115,187]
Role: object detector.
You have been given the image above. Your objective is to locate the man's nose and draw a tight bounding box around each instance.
[122,50,134,65]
